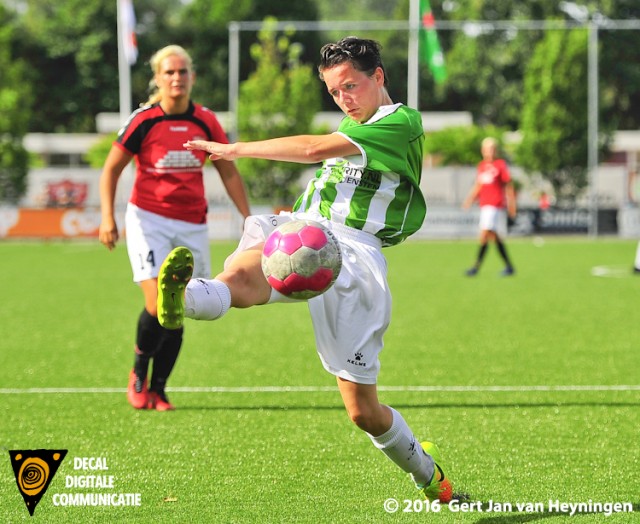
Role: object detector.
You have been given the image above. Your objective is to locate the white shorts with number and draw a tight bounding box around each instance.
[479,205,507,236]
[228,212,389,385]
[125,204,211,283]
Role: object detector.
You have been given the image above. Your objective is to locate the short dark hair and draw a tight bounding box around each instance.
[318,37,387,86]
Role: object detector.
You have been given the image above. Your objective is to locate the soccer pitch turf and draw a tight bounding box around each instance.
[1,238,639,523]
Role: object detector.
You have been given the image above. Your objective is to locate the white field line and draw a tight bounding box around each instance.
[0,385,639,394]
[591,265,634,278]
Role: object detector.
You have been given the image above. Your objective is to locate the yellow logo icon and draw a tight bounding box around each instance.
[9,449,67,516]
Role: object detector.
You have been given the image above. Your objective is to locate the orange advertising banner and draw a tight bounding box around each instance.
[1,208,101,238]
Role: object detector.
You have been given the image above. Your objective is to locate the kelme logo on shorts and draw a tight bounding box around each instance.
[9,449,68,516]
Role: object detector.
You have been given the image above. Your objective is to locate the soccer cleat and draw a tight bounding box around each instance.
[419,441,453,503]
[127,370,149,410]
[148,390,175,411]
[465,267,478,277]
[157,247,194,329]
[500,266,515,277]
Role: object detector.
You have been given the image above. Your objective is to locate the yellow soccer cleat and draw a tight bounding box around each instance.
[157,247,194,329]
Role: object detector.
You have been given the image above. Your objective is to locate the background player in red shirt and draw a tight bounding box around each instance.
[462,137,517,276]
[99,45,250,410]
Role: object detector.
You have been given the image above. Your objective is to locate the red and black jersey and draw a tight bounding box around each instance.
[476,158,511,209]
[115,101,228,224]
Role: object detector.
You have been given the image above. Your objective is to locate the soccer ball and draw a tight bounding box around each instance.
[261,219,342,300]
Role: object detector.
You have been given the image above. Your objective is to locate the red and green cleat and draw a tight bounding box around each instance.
[419,441,453,503]
[157,247,194,329]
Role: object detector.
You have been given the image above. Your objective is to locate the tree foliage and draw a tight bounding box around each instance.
[442,0,567,128]
[236,20,323,205]
[84,133,119,169]
[424,125,508,165]
[0,4,30,203]
[174,0,321,113]
[17,0,194,132]
[16,0,121,132]
[441,0,640,131]
[7,0,321,132]
[516,28,591,203]
[1,0,640,204]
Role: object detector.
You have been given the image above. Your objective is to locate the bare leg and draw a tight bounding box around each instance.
[336,377,435,485]
[214,245,272,308]
[336,377,392,435]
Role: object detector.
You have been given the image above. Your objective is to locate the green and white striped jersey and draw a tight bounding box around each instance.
[293,103,426,247]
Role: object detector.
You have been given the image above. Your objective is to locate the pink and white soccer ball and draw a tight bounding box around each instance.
[261,219,342,300]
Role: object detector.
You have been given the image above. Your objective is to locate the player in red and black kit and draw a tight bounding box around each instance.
[99,45,250,410]
[462,137,516,276]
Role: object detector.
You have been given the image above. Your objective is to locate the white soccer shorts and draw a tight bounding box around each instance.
[479,205,508,236]
[125,204,210,283]
[228,211,389,385]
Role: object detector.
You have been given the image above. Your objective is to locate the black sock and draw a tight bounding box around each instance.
[495,237,513,269]
[134,309,164,381]
[474,243,488,268]
[150,327,183,392]
[133,351,151,383]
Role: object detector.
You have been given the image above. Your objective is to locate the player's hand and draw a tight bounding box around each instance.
[184,140,235,161]
[99,220,119,251]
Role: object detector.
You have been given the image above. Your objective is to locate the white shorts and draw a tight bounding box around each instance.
[479,206,507,236]
[125,204,211,282]
[228,212,389,385]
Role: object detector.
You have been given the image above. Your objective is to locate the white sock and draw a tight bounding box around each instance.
[184,278,231,320]
[368,407,434,486]
[635,241,640,270]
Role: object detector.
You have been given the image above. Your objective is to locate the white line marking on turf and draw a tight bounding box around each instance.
[591,265,634,278]
[0,385,639,394]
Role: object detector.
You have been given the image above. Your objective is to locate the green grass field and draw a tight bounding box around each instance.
[1,237,639,523]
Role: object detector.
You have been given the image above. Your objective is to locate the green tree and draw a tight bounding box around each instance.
[6,0,640,142]
[9,0,321,132]
[13,0,185,132]
[442,0,564,128]
[236,20,323,205]
[84,132,118,168]
[16,0,120,132]
[442,0,640,132]
[178,0,321,112]
[0,4,31,203]
[516,28,592,203]
[597,1,640,131]
[424,124,508,165]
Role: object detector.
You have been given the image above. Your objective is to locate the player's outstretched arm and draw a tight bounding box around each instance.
[184,134,358,165]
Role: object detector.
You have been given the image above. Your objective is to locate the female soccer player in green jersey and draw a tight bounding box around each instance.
[158,36,452,501]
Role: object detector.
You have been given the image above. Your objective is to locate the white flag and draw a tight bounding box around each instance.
[119,0,138,65]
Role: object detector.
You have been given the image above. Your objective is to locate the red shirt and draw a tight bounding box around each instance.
[115,101,228,224]
[476,159,511,208]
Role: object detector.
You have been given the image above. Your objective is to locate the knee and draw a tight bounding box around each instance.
[346,406,381,434]
[218,264,271,307]
[221,266,253,291]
